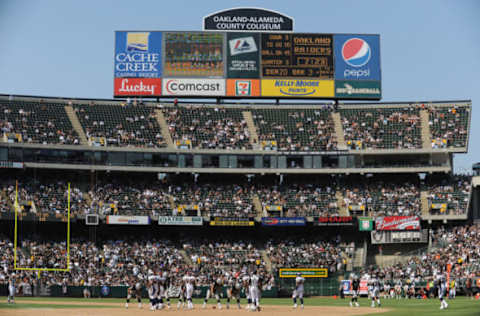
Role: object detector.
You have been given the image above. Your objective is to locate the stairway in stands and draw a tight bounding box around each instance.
[331,111,347,150]
[154,109,174,148]
[64,105,88,145]
[420,110,432,149]
[260,250,273,272]
[242,111,260,149]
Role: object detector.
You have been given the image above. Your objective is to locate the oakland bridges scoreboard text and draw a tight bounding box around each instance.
[114,31,381,100]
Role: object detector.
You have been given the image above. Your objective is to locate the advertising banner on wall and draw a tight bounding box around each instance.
[209,217,254,226]
[358,217,373,231]
[114,78,162,96]
[162,78,225,96]
[261,217,306,226]
[333,34,381,81]
[114,31,163,78]
[158,216,203,226]
[226,79,260,96]
[106,215,150,225]
[371,229,428,244]
[226,33,260,78]
[279,268,328,278]
[335,80,381,99]
[261,79,334,97]
[375,216,420,231]
[316,216,354,226]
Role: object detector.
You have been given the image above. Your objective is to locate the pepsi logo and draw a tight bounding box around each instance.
[342,38,371,67]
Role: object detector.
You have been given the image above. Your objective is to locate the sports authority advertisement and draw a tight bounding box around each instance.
[261,79,334,97]
[335,80,381,99]
[375,216,421,231]
[106,215,150,225]
[334,34,381,81]
[226,79,260,96]
[261,217,306,226]
[114,31,162,78]
[158,216,203,226]
[279,268,328,278]
[316,216,354,226]
[162,78,225,96]
[226,33,260,78]
[114,78,162,96]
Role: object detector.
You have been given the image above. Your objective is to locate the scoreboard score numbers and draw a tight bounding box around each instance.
[261,33,334,79]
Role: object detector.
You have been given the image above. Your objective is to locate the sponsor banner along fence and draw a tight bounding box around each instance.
[158,216,203,226]
[261,217,306,226]
[106,215,150,225]
[316,216,354,226]
[375,216,420,231]
[209,217,255,226]
[279,268,328,278]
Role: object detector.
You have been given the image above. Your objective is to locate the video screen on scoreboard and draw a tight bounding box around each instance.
[164,32,224,77]
[261,33,334,79]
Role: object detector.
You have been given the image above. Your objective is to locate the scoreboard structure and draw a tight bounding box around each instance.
[114,30,381,100]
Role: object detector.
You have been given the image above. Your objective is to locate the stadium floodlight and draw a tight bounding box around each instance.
[14,181,71,272]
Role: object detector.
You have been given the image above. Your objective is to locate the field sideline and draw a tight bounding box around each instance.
[1,296,479,316]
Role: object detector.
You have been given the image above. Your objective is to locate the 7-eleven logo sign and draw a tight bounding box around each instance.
[235,80,251,96]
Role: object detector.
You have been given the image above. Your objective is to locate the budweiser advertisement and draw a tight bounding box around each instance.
[375,216,420,231]
[114,78,162,96]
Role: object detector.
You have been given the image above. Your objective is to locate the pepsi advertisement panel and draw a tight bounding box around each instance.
[114,31,162,78]
[261,217,306,226]
[226,33,260,78]
[334,34,381,81]
[261,33,334,79]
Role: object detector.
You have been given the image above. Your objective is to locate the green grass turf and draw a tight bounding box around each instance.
[0,296,479,315]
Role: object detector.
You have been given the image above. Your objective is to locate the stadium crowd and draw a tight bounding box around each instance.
[0,175,471,219]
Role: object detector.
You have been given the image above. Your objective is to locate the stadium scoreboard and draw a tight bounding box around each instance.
[114,31,381,100]
[261,33,333,79]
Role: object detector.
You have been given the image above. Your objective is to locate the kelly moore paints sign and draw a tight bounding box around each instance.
[203,8,294,32]
[375,216,420,231]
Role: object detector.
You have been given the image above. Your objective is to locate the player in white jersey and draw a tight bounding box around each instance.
[369,278,381,308]
[183,273,196,309]
[437,275,448,309]
[249,271,261,311]
[292,273,305,309]
[147,278,159,310]
[7,274,16,304]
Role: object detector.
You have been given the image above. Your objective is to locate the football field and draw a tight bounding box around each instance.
[1,296,479,316]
